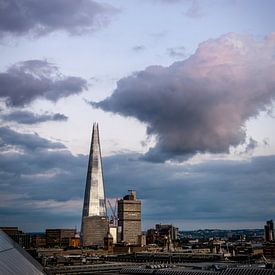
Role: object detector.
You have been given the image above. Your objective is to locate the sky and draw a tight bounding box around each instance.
[0,0,275,232]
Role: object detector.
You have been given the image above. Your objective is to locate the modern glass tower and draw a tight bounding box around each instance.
[81,123,108,247]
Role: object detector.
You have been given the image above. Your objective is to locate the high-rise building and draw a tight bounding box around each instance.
[81,123,108,247]
[264,220,274,242]
[118,190,141,245]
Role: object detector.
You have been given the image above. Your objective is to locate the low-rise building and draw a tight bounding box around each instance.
[46,229,76,248]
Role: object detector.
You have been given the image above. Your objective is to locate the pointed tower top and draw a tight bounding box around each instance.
[82,122,106,218]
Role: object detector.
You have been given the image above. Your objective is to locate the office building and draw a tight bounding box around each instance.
[265,220,274,242]
[264,242,275,259]
[118,190,141,245]
[146,224,178,246]
[155,224,179,241]
[31,235,46,248]
[81,123,108,247]
[45,229,76,248]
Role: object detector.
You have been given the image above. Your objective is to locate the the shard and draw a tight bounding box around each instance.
[81,123,108,247]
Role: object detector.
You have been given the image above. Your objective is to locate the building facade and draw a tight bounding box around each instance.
[45,229,76,248]
[265,220,274,242]
[146,224,178,246]
[118,190,141,245]
[81,123,108,247]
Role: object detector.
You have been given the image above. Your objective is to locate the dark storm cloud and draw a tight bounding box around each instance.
[0,0,117,38]
[0,149,86,200]
[104,153,275,222]
[0,127,87,230]
[93,33,275,162]
[0,60,87,107]
[2,110,68,124]
[0,126,65,151]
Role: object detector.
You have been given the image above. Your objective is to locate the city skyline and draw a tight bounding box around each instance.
[0,0,275,231]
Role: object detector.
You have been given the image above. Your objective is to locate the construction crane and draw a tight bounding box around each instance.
[107,199,118,226]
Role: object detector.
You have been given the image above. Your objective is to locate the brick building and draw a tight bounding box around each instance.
[118,190,141,245]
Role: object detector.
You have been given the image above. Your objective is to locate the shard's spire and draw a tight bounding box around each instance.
[82,123,107,218]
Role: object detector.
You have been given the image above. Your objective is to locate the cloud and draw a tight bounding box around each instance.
[99,153,275,230]
[0,126,86,208]
[167,46,186,58]
[184,0,204,18]
[0,127,275,230]
[244,137,258,154]
[92,33,275,162]
[2,110,68,124]
[0,126,65,151]
[0,0,117,38]
[0,127,87,230]
[0,60,87,107]
[132,45,146,52]
[105,154,275,224]
[147,0,183,4]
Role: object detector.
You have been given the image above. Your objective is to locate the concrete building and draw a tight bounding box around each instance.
[31,235,46,248]
[265,220,274,242]
[118,190,141,245]
[146,224,178,246]
[155,223,179,241]
[104,232,113,252]
[264,242,275,259]
[81,123,108,247]
[109,224,118,244]
[45,229,76,248]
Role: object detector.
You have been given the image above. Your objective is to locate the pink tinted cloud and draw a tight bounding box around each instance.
[93,33,275,162]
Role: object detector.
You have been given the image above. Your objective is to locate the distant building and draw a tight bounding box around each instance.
[264,220,274,242]
[118,190,141,245]
[138,234,147,247]
[81,123,108,247]
[70,233,80,248]
[146,228,157,244]
[104,232,113,252]
[155,224,179,241]
[45,229,76,248]
[0,227,31,248]
[146,224,178,246]
[264,242,275,259]
[31,235,46,248]
[109,224,118,244]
